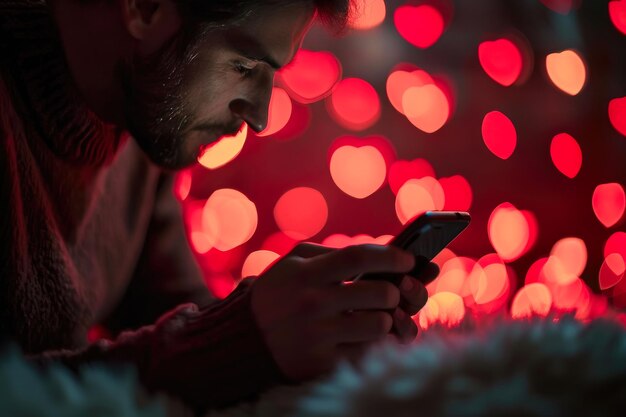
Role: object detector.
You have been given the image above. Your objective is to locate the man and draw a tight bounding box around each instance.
[0,0,436,412]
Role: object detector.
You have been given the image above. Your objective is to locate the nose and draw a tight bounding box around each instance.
[229,74,274,134]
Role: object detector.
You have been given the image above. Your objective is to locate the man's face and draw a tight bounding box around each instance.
[123,4,314,169]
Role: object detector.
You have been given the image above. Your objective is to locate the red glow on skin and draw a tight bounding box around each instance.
[550,133,582,178]
[198,124,248,170]
[330,145,387,199]
[387,159,436,195]
[546,50,587,96]
[605,232,626,260]
[610,1,626,35]
[592,183,626,227]
[417,292,465,329]
[322,234,392,248]
[511,283,553,318]
[328,78,381,130]
[488,203,530,262]
[261,232,299,256]
[278,49,341,103]
[174,170,192,201]
[539,0,575,14]
[386,70,434,114]
[600,253,626,290]
[349,0,386,30]
[257,87,292,137]
[609,97,626,136]
[440,175,473,211]
[402,83,450,133]
[202,189,258,251]
[274,187,328,240]
[394,5,445,49]
[478,39,523,87]
[481,111,517,160]
[241,250,281,278]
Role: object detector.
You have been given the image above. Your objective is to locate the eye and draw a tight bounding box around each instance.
[233,60,257,77]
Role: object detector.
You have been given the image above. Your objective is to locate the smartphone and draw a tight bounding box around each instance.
[353,211,471,286]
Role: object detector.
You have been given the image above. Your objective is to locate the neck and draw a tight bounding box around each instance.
[0,0,125,167]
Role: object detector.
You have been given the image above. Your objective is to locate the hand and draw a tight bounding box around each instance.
[249,243,428,381]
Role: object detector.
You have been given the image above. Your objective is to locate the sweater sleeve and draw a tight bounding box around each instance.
[35,279,287,412]
[105,172,216,334]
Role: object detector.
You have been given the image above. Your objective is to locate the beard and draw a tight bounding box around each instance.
[120,29,221,170]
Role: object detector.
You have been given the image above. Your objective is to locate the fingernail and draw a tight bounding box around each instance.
[401,276,414,292]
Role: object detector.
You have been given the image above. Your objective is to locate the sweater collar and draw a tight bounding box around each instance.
[0,0,123,167]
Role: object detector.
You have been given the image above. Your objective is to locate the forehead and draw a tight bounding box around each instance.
[217,3,315,67]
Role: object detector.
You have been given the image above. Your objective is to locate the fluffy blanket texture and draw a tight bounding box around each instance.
[208,317,626,417]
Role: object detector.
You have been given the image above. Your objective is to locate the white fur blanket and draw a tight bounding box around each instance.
[208,317,626,417]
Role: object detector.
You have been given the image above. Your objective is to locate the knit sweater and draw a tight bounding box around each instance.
[0,0,284,411]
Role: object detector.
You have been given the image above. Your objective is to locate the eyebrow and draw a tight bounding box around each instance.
[228,31,284,70]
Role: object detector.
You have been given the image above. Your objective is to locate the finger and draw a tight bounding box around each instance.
[314,281,401,318]
[322,311,393,344]
[408,258,440,284]
[392,308,418,344]
[286,242,336,259]
[304,244,415,285]
[398,276,429,316]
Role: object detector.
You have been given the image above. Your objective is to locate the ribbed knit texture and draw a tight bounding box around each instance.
[0,0,287,411]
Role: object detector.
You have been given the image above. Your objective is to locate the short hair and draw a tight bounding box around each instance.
[173,0,352,33]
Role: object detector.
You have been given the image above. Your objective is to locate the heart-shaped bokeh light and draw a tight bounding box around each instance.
[278,49,341,103]
[592,183,626,227]
[257,87,292,137]
[481,111,517,159]
[440,175,473,211]
[241,250,281,278]
[511,283,553,318]
[609,1,626,35]
[395,177,444,224]
[550,133,582,178]
[609,97,626,136]
[488,203,531,261]
[394,5,445,49]
[330,145,387,199]
[274,187,328,240]
[328,78,381,130]
[402,84,450,133]
[349,0,386,30]
[202,189,258,251]
[388,159,436,194]
[478,38,523,87]
[386,69,434,114]
[198,124,248,170]
[546,50,587,96]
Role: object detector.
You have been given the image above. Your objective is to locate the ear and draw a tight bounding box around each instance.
[120,0,182,55]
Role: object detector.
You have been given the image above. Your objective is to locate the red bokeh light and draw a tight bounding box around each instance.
[204,273,236,300]
[481,111,517,160]
[469,256,509,306]
[174,170,192,201]
[605,231,626,260]
[330,145,387,199]
[592,183,626,227]
[550,133,582,178]
[278,49,341,103]
[403,83,450,133]
[600,253,626,290]
[394,5,445,49]
[488,203,531,262]
[386,69,434,115]
[395,178,438,225]
[478,38,523,87]
[609,1,626,34]
[511,283,553,318]
[525,257,550,285]
[257,87,292,137]
[440,175,473,211]
[387,158,436,195]
[241,250,281,278]
[274,187,329,240]
[328,78,381,130]
[546,50,587,96]
[349,0,386,30]
[198,124,248,170]
[261,232,299,256]
[417,292,465,329]
[202,189,258,251]
[322,234,392,248]
[608,97,626,137]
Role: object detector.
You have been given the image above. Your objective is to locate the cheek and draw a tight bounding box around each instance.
[185,72,243,122]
